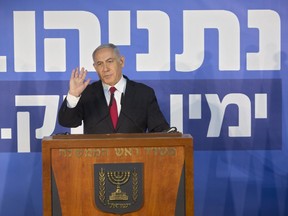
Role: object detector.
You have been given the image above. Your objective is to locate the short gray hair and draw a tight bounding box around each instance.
[92,43,121,61]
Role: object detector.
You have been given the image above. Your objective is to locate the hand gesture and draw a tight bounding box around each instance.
[69,67,91,97]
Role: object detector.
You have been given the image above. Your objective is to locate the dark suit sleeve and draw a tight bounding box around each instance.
[58,98,83,128]
[146,88,170,132]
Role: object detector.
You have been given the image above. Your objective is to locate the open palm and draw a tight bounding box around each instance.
[69,67,91,97]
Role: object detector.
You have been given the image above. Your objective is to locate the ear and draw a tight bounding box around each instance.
[120,56,125,67]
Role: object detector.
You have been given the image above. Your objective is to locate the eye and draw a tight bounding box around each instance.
[107,58,114,63]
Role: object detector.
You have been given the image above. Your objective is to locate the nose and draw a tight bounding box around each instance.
[103,63,109,71]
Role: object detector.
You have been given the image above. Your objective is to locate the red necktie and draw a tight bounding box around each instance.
[109,87,118,129]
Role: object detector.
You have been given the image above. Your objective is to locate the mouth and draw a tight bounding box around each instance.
[103,74,113,79]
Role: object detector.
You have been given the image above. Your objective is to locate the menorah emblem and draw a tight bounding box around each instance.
[107,171,131,201]
[95,163,143,214]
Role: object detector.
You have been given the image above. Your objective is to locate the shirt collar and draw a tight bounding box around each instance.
[102,75,126,94]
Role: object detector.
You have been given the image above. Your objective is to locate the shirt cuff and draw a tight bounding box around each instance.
[66,92,80,108]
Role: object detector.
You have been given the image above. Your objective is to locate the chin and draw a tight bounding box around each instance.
[104,80,114,86]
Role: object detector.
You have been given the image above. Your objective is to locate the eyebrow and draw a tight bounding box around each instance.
[96,57,115,64]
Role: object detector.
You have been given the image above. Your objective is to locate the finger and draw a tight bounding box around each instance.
[82,69,88,80]
[74,67,79,78]
[79,67,84,79]
[71,68,76,79]
[79,67,87,79]
[82,69,89,81]
[83,78,91,87]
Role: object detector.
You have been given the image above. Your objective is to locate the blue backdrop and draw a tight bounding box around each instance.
[0,0,287,215]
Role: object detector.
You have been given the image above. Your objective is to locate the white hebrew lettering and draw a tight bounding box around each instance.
[14,11,36,72]
[170,94,183,132]
[11,9,282,73]
[44,38,66,72]
[15,95,59,139]
[0,56,7,72]
[254,93,267,118]
[176,10,240,72]
[136,10,170,71]
[189,94,202,119]
[17,112,31,153]
[44,11,101,71]
[205,93,251,137]
[247,10,281,70]
[109,11,131,45]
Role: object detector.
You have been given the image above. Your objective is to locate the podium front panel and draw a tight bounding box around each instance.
[42,133,193,216]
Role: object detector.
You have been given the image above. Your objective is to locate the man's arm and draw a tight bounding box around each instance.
[58,67,90,128]
[146,88,170,132]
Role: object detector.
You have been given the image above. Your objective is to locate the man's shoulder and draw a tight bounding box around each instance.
[127,79,153,91]
[88,80,102,89]
[125,79,155,99]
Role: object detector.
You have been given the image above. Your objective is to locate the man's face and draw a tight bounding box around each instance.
[93,47,124,86]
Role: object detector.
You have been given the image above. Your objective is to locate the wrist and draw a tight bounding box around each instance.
[68,90,81,98]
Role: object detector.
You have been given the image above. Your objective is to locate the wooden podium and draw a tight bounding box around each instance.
[42,133,194,216]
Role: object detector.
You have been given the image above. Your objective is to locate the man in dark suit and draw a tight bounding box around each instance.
[58,43,170,134]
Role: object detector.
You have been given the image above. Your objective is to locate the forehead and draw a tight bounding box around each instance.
[94,48,116,62]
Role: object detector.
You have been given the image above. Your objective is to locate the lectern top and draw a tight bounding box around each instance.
[44,132,191,141]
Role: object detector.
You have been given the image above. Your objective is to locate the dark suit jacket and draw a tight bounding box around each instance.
[58,77,170,134]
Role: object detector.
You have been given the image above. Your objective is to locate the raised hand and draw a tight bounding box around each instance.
[68,67,91,97]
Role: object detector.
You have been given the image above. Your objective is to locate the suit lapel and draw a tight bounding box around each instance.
[116,79,136,130]
[93,82,115,131]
